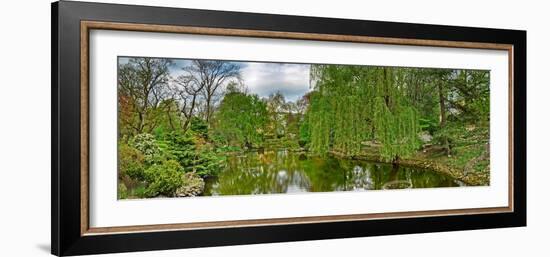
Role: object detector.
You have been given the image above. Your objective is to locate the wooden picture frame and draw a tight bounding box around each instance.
[52,1,526,256]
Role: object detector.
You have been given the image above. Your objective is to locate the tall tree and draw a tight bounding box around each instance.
[295,93,310,115]
[446,70,490,123]
[307,65,420,161]
[266,91,287,137]
[171,73,205,131]
[308,65,374,155]
[118,57,172,135]
[180,60,242,124]
[214,90,268,148]
[426,69,454,155]
[437,76,450,155]
[372,67,420,162]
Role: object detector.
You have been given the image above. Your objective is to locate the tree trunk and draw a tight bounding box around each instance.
[137,112,144,134]
[180,93,200,132]
[166,105,176,131]
[437,82,451,156]
[438,83,446,126]
[392,155,400,166]
[383,68,390,107]
[205,94,212,125]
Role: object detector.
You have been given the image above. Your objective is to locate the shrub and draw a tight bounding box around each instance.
[419,117,439,135]
[190,117,209,138]
[163,131,224,178]
[129,133,162,165]
[189,150,225,177]
[281,138,300,150]
[118,143,146,180]
[143,160,184,197]
[132,185,148,199]
[117,183,128,199]
[162,131,196,166]
[215,145,241,153]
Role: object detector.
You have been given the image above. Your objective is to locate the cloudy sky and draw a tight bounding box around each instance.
[240,62,311,102]
[120,57,311,102]
[170,59,310,102]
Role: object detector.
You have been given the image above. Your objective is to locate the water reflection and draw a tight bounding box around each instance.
[203,149,461,196]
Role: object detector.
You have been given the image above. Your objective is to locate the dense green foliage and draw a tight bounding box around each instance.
[118,132,222,198]
[129,133,162,165]
[143,160,185,197]
[307,66,420,161]
[306,65,489,163]
[214,90,268,148]
[117,57,491,198]
[119,143,146,181]
[189,117,209,138]
[160,132,223,177]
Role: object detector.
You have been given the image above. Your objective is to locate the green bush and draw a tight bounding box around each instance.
[190,117,209,138]
[132,185,148,199]
[163,131,224,178]
[281,138,300,150]
[117,183,128,199]
[189,150,225,177]
[129,133,162,165]
[419,117,439,134]
[143,160,184,197]
[161,131,196,166]
[118,143,146,180]
[298,120,311,147]
[215,145,241,153]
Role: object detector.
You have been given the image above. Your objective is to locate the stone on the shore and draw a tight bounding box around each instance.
[175,172,205,197]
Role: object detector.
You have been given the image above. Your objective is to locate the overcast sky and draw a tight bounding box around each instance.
[120,57,311,102]
[240,62,310,102]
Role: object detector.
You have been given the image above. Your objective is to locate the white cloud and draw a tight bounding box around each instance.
[123,57,312,103]
[241,62,311,102]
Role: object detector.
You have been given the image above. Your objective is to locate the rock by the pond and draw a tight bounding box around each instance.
[175,173,205,197]
[418,131,433,143]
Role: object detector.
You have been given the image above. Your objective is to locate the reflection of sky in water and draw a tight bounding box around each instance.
[203,150,463,197]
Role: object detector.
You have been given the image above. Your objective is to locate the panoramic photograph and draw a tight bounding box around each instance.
[117,57,490,199]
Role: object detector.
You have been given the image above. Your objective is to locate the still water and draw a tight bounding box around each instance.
[203,149,463,196]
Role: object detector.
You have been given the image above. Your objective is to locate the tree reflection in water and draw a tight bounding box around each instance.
[203,149,462,196]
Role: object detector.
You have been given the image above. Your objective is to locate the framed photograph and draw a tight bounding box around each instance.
[52,1,526,256]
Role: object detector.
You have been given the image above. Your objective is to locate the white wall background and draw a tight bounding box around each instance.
[0,0,547,256]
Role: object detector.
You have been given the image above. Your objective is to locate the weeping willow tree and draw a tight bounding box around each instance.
[307,65,420,162]
[308,90,332,154]
[372,67,420,162]
[308,65,374,155]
